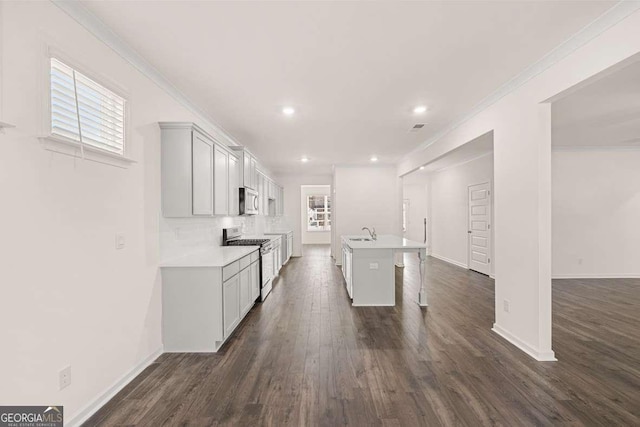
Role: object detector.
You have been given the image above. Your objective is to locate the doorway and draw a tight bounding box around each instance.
[468,182,492,275]
[300,185,331,254]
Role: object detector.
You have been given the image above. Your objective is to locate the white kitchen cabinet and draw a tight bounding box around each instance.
[240,266,252,317]
[274,185,284,216]
[250,157,257,189]
[231,147,257,190]
[160,122,236,218]
[163,248,259,352]
[228,153,239,216]
[251,259,260,301]
[214,146,229,215]
[287,232,293,261]
[256,171,263,215]
[342,243,353,298]
[191,131,214,216]
[272,236,282,275]
[262,174,269,213]
[223,274,240,338]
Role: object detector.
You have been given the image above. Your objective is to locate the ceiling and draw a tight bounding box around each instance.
[552,59,640,147]
[80,1,615,175]
[403,131,493,184]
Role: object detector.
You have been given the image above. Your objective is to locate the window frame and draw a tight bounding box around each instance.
[306,194,331,232]
[40,46,135,168]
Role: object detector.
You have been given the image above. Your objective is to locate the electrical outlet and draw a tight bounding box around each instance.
[578,258,583,265]
[115,232,125,250]
[369,262,379,270]
[59,366,71,390]
[503,300,510,313]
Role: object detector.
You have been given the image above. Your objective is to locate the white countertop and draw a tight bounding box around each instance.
[243,234,281,242]
[161,246,259,268]
[342,234,427,250]
[265,230,292,235]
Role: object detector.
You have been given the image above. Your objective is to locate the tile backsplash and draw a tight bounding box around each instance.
[160,216,248,261]
[160,215,293,262]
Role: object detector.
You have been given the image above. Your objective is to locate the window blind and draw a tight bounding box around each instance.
[50,58,126,156]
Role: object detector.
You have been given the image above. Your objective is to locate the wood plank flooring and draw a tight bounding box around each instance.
[85,245,640,426]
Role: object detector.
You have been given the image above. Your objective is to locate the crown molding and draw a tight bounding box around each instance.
[409,1,640,157]
[51,0,240,148]
[553,144,640,152]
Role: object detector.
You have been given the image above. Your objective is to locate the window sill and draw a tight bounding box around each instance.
[39,135,136,169]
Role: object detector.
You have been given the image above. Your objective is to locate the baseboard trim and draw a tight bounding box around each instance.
[429,253,468,269]
[552,273,640,279]
[353,303,395,307]
[66,347,164,427]
[492,324,556,362]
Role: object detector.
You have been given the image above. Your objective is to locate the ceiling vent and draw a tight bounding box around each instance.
[410,123,425,133]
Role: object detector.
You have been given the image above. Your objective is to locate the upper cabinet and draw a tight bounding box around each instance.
[160,122,238,218]
[231,147,258,191]
[160,123,283,218]
[228,154,240,216]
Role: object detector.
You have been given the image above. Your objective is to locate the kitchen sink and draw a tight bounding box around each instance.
[350,237,372,242]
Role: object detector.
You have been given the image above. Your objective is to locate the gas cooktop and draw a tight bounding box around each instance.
[226,238,270,246]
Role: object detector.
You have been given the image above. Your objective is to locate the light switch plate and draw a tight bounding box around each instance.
[115,232,125,250]
[369,262,379,270]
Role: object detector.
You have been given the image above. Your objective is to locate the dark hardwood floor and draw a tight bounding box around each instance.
[85,244,640,426]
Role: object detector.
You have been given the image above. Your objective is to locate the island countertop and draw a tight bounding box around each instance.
[342,234,427,250]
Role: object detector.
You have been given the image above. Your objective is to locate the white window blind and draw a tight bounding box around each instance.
[50,58,126,156]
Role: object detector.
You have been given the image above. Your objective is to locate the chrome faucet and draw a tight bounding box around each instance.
[362,227,377,240]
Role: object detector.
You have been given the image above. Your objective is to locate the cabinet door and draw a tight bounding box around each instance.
[251,261,260,301]
[243,153,251,189]
[192,132,214,216]
[228,154,239,216]
[223,275,240,338]
[214,146,229,215]
[258,173,266,215]
[240,267,252,316]
[250,157,257,190]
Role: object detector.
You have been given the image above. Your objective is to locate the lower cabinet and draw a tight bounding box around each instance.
[251,260,261,301]
[287,232,293,262]
[162,248,260,352]
[223,274,240,338]
[240,266,252,317]
[342,244,353,298]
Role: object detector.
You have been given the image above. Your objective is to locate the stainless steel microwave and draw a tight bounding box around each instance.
[239,187,259,215]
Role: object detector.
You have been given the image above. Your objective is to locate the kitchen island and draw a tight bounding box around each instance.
[341,235,428,307]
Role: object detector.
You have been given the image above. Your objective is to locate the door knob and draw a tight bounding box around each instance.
[468,230,472,234]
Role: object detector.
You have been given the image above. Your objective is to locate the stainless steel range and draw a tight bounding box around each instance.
[222,227,275,301]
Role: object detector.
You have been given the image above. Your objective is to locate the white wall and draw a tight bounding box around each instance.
[402,181,428,243]
[0,1,238,423]
[398,7,640,360]
[333,166,402,263]
[274,174,332,257]
[428,154,494,274]
[301,185,331,245]
[552,149,640,278]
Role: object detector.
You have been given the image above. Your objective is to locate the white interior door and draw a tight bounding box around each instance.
[468,182,491,275]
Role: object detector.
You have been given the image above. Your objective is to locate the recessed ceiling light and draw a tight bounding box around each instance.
[419,166,425,170]
[282,106,295,116]
[370,155,378,162]
[413,105,427,114]
[301,156,309,163]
